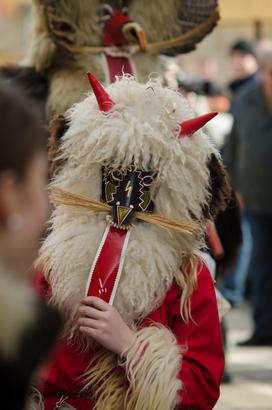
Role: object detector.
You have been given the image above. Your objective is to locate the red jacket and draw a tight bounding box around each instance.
[34,263,224,409]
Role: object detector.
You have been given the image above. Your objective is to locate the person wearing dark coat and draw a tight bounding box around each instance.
[224,52,272,346]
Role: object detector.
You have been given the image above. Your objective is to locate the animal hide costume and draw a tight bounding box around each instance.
[1,0,219,118]
[33,73,230,410]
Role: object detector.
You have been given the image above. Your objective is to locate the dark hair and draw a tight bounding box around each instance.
[0,80,47,179]
[230,40,255,57]
[177,78,226,97]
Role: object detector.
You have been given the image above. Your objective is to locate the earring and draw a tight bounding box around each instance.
[6,214,24,232]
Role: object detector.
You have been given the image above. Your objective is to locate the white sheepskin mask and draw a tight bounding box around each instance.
[41,75,218,328]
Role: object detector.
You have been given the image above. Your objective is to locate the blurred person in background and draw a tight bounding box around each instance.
[221,39,260,308]
[229,39,259,96]
[177,75,243,381]
[0,81,62,409]
[224,51,272,346]
[178,79,232,148]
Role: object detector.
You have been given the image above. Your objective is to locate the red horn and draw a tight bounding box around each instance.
[179,112,218,138]
[87,72,114,112]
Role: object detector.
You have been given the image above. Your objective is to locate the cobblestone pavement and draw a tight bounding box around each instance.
[215,305,272,410]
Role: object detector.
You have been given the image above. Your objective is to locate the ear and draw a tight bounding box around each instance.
[205,154,232,219]
[48,114,69,178]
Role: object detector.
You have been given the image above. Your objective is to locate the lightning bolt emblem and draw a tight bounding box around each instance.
[125,180,133,198]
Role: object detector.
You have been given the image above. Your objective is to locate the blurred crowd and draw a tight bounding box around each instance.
[165,38,272,381]
[0,35,272,408]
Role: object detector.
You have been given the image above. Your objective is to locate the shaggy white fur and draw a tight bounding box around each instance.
[40,76,217,332]
[123,325,182,409]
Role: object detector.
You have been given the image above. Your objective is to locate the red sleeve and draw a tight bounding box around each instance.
[33,269,52,301]
[172,264,224,409]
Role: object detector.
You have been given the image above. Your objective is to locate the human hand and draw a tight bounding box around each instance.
[78,296,134,355]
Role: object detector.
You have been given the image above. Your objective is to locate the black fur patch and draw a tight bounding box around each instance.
[48,114,69,177]
[205,153,231,219]
[215,190,243,277]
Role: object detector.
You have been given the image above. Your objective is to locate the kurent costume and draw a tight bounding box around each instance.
[32,73,231,410]
[1,1,219,118]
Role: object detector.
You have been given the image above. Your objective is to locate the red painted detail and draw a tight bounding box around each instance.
[103,11,133,47]
[105,53,134,83]
[86,226,128,303]
[180,112,218,137]
[87,72,114,112]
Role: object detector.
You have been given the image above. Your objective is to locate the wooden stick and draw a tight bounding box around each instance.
[50,186,199,236]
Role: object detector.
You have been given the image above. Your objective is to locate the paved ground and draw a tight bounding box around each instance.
[215,305,272,410]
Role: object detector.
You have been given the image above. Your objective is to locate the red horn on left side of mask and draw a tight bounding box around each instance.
[179,112,218,138]
[87,72,114,112]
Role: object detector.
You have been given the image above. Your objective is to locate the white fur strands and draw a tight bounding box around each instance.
[123,325,182,410]
[82,325,182,410]
[40,76,217,331]
[82,348,126,409]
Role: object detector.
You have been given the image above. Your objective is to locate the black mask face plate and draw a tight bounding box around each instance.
[101,166,156,226]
